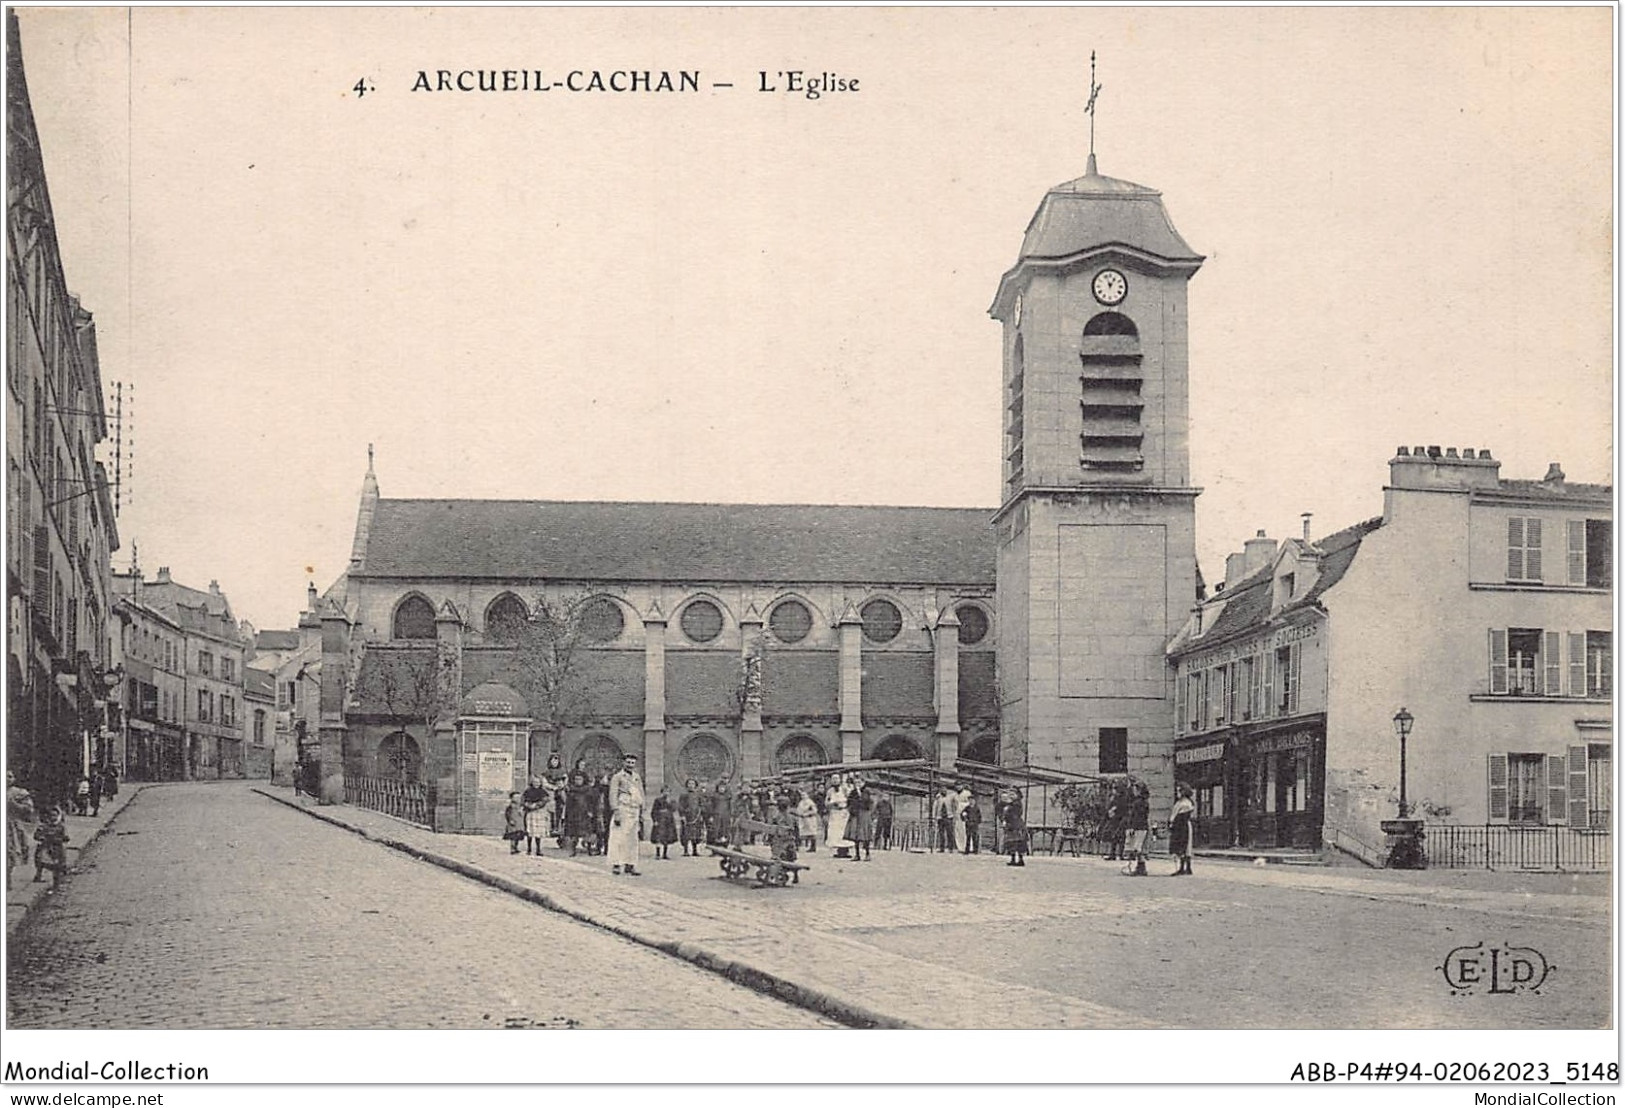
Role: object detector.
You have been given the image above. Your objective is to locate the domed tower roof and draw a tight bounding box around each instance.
[991,155,1202,317]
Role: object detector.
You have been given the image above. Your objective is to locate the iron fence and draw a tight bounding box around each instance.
[344,774,431,827]
[1425,824,1611,872]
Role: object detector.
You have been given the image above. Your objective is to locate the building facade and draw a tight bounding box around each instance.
[316,461,1001,832]
[989,156,1202,812]
[125,568,250,780]
[110,573,188,781]
[1170,447,1612,856]
[5,11,121,802]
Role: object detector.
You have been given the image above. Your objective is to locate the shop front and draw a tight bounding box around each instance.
[1235,720,1325,850]
[1174,735,1233,848]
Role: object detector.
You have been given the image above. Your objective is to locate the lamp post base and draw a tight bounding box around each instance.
[1380,817,1427,869]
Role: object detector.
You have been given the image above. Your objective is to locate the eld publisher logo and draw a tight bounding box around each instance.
[1439,941,1554,996]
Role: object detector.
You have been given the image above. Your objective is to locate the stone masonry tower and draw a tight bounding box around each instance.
[990,155,1202,806]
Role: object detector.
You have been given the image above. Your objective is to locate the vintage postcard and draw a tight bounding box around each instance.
[1,4,1615,1099]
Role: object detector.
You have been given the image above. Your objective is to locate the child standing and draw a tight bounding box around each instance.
[33,804,69,885]
[503,792,526,854]
[962,795,983,854]
[650,787,678,860]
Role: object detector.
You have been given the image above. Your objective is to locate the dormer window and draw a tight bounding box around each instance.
[1275,572,1296,609]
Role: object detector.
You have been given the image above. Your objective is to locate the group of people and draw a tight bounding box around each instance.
[496,757,1198,879]
[5,767,111,890]
[1097,779,1195,877]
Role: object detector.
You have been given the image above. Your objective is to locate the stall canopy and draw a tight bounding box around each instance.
[743,757,1104,826]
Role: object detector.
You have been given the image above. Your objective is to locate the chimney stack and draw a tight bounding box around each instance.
[155,566,171,584]
[1301,513,1313,542]
[1388,444,1500,492]
[1544,462,1566,487]
[1244,529,1277,576]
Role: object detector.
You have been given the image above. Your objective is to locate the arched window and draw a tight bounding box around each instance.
[678,733,734,785]
[861,599,902,645]
[1083,311,1138,337]
[769,599,812,644]
[485,593,529,642]
[873,735,924,762]
[578,596,625,644]
[963,733,999,766]
[574,734,625,780]
[955,604,990,646]
[377,731,423,783]
[392,595,435,640]
[680,599,724,643]
[774,735,826,774]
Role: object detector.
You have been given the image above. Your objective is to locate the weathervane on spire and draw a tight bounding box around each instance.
[1085,50,1103,174]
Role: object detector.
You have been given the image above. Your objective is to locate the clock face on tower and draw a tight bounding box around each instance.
[1092,268,1128,306]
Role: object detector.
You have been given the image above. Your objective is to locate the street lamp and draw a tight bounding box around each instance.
[1393,707,1414,819]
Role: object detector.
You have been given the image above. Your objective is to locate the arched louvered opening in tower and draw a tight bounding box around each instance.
[1078,311,1144,472]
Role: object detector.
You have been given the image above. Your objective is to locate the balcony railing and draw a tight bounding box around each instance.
[1425,824,1611,871]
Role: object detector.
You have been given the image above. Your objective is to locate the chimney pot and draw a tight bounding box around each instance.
[1255,529,1266,538]
[1414,445,1427,456]
[1544,462,1566,484]
[1463,448,1475,459]
[1301,512,1313,541]
[1396,446,1410,456]
[1427,445,1442,458]
[1445,447,1458,458]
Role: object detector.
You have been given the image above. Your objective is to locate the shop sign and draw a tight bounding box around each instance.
[1175,742,1225,765]
[1253,730,1317,754]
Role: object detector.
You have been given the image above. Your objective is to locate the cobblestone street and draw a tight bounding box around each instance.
[4,783,836,1029]
[5,782,1610,1031]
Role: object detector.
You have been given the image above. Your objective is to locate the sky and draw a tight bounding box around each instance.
[13,6,1614,632]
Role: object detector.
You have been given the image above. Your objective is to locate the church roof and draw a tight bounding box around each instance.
[1017,164,1202,265]
[355,499,997,585]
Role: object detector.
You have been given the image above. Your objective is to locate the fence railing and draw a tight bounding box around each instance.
[344,775,431,828]
[1425,824,1611,871]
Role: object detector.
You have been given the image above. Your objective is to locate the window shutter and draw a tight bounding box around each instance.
[1487,753,1509,822]
[1489,629,1508,694]
[1262,650,1275,718]
[1546,754,1567,825]
[1507,517,1525,578]
[1568,632,1586,697]
[1526,518,1543,580]
[1567,745,1590,828]
[1174,667,1185,735]
[1568,520,1587,585]
[1544,631,1563,696]
[1288,644,1302,714]
[32,525,49,604]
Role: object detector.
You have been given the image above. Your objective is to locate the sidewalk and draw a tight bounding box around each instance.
[5,782,146,936]
[253,785,1161,1030]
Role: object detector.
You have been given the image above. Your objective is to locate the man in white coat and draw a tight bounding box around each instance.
[606,753,646,876]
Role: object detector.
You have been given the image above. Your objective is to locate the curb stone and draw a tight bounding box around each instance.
[252,787,906,1030]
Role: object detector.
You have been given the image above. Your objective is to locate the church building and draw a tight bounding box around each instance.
[311,156,1203,832]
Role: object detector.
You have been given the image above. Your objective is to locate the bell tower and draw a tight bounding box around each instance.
[990,155,1202,809]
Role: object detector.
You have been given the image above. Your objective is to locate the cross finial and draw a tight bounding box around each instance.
[367,442,374,473]
[1085,50,1103,175]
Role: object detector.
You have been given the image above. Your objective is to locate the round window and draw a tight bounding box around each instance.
[578,597,625,644]
[681,599,723,643]
[956,604,989,646]
[860,599,902,644]
[769,600,812,644]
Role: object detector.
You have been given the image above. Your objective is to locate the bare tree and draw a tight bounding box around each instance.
[502,592,599,756]
[354,644,453,782]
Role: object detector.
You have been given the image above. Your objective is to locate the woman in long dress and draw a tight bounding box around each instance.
[824,774,853,858]
[563,760,593,856]
[846,778,874,861]
[1168,784,1195,876]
